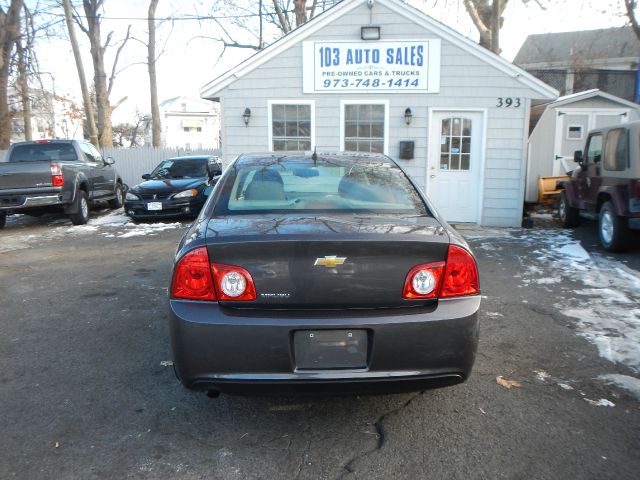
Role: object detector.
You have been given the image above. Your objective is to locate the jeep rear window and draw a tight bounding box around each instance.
[214,157,428,216]
[603,128,628,172]
[9,143,78,162]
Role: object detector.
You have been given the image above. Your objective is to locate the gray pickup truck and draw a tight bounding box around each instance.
[0,139,124,228]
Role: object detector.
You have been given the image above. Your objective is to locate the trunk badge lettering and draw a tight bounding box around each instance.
[314,256,347,268]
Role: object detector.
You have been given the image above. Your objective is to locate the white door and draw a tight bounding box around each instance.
[427,111,483,223]
[554,113,590,176]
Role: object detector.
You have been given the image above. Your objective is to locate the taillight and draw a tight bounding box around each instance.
[51,163,64,187]
[403,262,445,299]
[170,246,256,302]
[440,245,480,298]
[403,245,479,300]
[211,263,256,301]
[171,247,216,301]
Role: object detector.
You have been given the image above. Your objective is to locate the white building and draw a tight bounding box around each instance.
[156,96,220,150]
[10,88,84,143]
[200,0,557,227]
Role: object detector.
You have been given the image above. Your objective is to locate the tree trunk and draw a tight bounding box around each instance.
[293,0,307,27]
[0,0,24,149]
[83,0,112,147]
[625,1,640,42]
[16,36,32,140]
[148,0,161,147]
[63,0,98,146]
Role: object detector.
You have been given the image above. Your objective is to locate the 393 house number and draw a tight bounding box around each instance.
[496,97,521,107]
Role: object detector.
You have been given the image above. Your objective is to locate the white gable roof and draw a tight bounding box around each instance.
[545,89,640,109]
[200,0,557,100]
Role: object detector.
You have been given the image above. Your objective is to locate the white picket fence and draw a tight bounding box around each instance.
[102,147,222,187]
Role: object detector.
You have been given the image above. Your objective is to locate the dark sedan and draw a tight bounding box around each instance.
[124,155,222,220]
[169,152,480,396]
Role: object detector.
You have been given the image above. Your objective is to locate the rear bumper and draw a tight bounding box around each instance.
[0,193,62,211]
[169,296,480,395]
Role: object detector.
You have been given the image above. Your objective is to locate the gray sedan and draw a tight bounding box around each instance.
[169,152,480,396]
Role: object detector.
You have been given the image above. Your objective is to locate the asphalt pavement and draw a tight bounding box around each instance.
[0,211,638,479]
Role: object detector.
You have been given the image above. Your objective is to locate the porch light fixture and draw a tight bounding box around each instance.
[361,26,380,40]
[242,108,251,127]
[404,107,413,126]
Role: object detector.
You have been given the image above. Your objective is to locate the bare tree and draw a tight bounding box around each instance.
[463,0,508,53]
[73,0,131,147]
[625,0,640,41]
[148,0,161,147]
[0,0,24,148]
[15,4,33,140]
[62,0,98,146]
[198,0,323,54]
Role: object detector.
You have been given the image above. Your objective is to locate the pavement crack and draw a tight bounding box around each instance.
[337,391,424,478]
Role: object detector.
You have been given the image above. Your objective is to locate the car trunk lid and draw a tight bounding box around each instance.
[205,214,450,309]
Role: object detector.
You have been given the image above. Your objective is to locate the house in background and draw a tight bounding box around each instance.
[514,27,640,104]
[525,89,640,203]
[151,96,220,150]
[200,0,557,227]
[10,88,84,143]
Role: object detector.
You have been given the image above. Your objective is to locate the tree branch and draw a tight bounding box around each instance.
[107,24,131,98]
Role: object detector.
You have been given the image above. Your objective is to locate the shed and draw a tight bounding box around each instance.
[200,0,557,227]
[525,89,640,203]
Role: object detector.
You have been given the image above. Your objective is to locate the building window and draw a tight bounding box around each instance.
[342,102,387,154]
[270,103,312,151]
[440,117,472,171]
[196,127,202,132]
[567,125,583,140]
[183,127,190,132]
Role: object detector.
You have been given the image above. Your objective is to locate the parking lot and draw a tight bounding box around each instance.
[1,210,639,479]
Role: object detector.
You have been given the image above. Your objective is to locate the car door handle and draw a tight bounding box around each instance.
[430,174,435,178]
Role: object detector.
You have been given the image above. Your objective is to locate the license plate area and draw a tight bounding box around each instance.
[293,329,368,370]
[146,202,163,211]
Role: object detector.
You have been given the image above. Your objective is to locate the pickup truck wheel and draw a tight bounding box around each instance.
[0,212,6,229]
[598,201,630,252]
[558,191,579,228]
[69,190,90,225]
[108,184,124,209]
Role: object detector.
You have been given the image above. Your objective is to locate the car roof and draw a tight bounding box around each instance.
[589,119,640,136]
[235,151,395,168]
[166,155,218,161]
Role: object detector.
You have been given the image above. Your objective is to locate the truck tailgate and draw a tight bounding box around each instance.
[0,161,53,190]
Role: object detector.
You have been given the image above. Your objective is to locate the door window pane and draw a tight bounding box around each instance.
[439,117,472,171]
[271,104,312,151]
[344,104,385,153]
[585,134,603,164]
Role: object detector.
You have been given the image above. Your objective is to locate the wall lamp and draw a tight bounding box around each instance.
[242,107,251,127]
[404,107,413,126]
[361,26,380,40]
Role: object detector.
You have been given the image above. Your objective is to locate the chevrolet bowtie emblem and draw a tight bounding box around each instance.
[314,256,347,268]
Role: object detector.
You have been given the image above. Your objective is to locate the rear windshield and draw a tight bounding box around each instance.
[9,143,77,162]
[150,159,208,179]
[214,157,428,216]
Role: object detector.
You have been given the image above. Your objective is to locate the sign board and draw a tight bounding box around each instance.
[303,40,440,94]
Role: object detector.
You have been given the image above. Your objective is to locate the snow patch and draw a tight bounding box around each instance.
[584,398,615,407]
[598,374,640,401]
[557,383,574,391]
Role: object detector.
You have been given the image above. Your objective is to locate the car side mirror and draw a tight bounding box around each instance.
[141,173,151,180]
[573,150,583,164]
[104,156,115,165]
